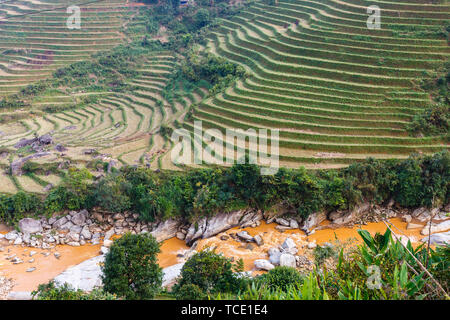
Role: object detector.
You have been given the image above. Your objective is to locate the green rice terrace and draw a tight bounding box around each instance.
[0,0,448,194]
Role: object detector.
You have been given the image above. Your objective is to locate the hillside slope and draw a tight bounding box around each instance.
[188,0,450,168]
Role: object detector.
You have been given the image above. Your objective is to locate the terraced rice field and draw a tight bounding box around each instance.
[0,0,206,193]
[0,0,135,97]
[187,0,450,168]
[0,49,206,192]
[0,0,449,193]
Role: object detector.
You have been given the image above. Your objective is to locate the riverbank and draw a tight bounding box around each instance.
[1,213,447,298]
[0,229,189,293]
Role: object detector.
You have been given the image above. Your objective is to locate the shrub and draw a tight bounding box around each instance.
[60,168,94,210]
[407,104,449,137]
[175,283,207,300]
[102,233,163,300]
[0,191,41,224]
[32,281,116,300]
[264,266,303,292]
[314,244,338,266]
[172,250,245,298]
[88,174,131,212]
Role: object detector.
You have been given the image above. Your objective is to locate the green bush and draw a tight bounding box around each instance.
[32,281,116,300]
[216,228,449,300]
[102,233,163,300]
[0,191,41,224]
[314,244,338,266]
[175,283,207,300]
[88,174,131,213]
[172,250,246,298]
[407,104,449,137]
[1,152,449,227]
[263,266,303,292]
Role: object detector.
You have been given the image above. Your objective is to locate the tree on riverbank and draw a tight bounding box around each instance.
[102,233,163,300]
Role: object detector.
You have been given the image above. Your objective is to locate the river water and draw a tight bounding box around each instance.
[0,217,440,293]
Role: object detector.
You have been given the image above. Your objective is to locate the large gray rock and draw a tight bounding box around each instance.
[422,231,450,246]
[54,255,104,291]
[66,231,80,242]
[279,253,296,268]
[150,218,180,242]
[184,210,254,245]
[18,218,42,234]
[275,217,290,227]
[412,207,428,218]
[38,134,53,145]
[14,138,38,149]
[202,211,243,239]
[268,247,281,265]
[70,225,82,234]
[330,202,371,226]
[80,226,92,240]
[254,259,275,271]
[236,231,254,242]
[162,263,184,288]
[254,235,264,246]
[421,220,450,235]
[71,210,87,226]
[52,216,68,229]
[302,211,327,231]
[330,211,354,226]
[5,231,19,241]
[281,237,296,251]
[104,228,115,241]
[289,219,299,229]
[239,210,263,228]
[60,221,74,231]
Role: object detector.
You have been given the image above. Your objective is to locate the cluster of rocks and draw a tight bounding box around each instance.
[14,134,53,152]
[270,217,301,231]
[2,209,169,252]
[254,237,313,271]
[4,202,449,253]
[212,230,265,250]
[294,202,449,239]
[8,133,70,176]
[0,276,14,300]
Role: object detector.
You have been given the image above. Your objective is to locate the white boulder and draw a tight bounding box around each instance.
[18,218,42,234]
[54,255,104,291]
[254,259,275,271]
[279,253,296,268]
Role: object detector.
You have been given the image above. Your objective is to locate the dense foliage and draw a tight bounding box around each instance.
[101,233,163,300]
[0,151,448,226]
[407,104,449,138]
[172,250,246,299]
[408,61,449,137]
[213,229,450,300]
[260,266,304,292]
[179,52,247,94]
[32,281,117,300]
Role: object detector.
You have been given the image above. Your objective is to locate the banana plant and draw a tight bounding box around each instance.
[392,262,427,300]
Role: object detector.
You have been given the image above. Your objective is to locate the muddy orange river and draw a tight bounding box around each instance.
[0,218,438,292]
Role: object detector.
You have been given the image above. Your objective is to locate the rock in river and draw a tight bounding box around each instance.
[254,259,275,271]
[18,218,43,234]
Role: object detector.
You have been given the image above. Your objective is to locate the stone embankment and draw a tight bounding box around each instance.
[2,202,449,255]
